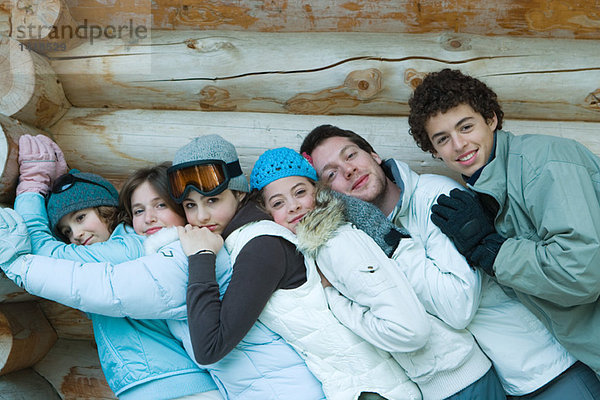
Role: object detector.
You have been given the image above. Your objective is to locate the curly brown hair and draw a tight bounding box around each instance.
[408,69,504,154]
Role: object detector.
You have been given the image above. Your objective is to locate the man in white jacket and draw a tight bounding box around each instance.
[300,125,588,399]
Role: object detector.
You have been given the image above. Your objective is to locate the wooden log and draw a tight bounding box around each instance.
[0,368,61,399]
[10,0,83,53]
[0,1,9,37]
[65,0,600,40]
[0,36,71,129]
[34,339,116,400]
[48,107,600,186]
[38,300,94,341]
[46,31,600,122]
[0,114,60,205]
[0,302,57,376]
[0,274,36,304]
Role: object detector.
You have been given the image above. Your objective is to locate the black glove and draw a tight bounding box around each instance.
[430,188,495,257]
[468,233,506,276]
[334,191,410,257]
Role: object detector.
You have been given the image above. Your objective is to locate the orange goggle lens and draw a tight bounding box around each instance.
[168,162,232,202]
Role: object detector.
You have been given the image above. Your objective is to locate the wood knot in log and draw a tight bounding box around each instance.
[185,39,197,49]
[440,34,472,52]
[186,38,236,53]
[404,68,427,90]
[585,89,600,111]
[198,85,236,111]
[344,68,382,100]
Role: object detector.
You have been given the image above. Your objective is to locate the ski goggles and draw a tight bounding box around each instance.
[167,159,243,203]
[47,173,114,201]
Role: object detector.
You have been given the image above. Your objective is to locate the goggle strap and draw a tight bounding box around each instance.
[225,160,243,179]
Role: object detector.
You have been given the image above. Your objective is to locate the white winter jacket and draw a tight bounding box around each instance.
[296,190,491,400]
[225,220,422,400]
[5,227,191,320]
[385,159,576,395]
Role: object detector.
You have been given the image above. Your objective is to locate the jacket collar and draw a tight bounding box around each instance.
[296,188,346,259]
[468,130,512,213]
[143,226,179,255]
[383,159,419,219]
[464,131,498,186]
[222,200,272,240]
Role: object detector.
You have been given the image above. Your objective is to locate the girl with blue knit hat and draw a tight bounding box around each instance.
[11,135,222,400]
[251,147,506,400]
[1,134,325,400]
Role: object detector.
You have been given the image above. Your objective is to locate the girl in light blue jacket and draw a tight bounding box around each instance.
[13,134,221,400]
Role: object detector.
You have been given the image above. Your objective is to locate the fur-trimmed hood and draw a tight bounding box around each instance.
[296,187,347,259]
[296,186,409,259]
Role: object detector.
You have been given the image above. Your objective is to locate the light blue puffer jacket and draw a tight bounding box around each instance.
[13,193,216,399]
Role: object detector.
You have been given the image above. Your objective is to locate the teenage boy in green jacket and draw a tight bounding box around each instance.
[408,68,600,386]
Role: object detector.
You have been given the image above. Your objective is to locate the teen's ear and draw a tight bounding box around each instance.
[371,152,383,165]
[487,113,498,131]
[235,191,247,202]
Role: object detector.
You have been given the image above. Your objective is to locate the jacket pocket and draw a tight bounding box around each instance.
[355,263,396,297]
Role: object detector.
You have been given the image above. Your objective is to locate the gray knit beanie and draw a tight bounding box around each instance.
[47,169,119,233]
[172,135,249,193]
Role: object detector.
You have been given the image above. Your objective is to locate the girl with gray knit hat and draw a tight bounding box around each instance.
[11,135,222,400]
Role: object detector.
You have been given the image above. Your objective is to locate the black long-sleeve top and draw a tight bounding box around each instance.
[186,201,307,365]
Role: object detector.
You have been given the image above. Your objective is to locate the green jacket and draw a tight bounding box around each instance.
[470,129,600,375]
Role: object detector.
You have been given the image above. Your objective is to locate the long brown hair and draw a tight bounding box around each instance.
[118,162,185,227]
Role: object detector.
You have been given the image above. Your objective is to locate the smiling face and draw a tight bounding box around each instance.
[131,181,186,236]
[182,189,243,235]
[262,176,316,234]
[310,136,391,205]
[426,103,497,178]
[58,208,112,245]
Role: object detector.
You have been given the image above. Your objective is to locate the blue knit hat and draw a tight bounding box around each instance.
[47,169,119,232]
[172,135,249,193]
[250,147,318,191]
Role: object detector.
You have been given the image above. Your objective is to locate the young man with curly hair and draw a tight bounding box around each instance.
[408,68,600,389]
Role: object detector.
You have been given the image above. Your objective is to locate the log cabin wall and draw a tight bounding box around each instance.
[0,0,599,188]
[0,1,599,399]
